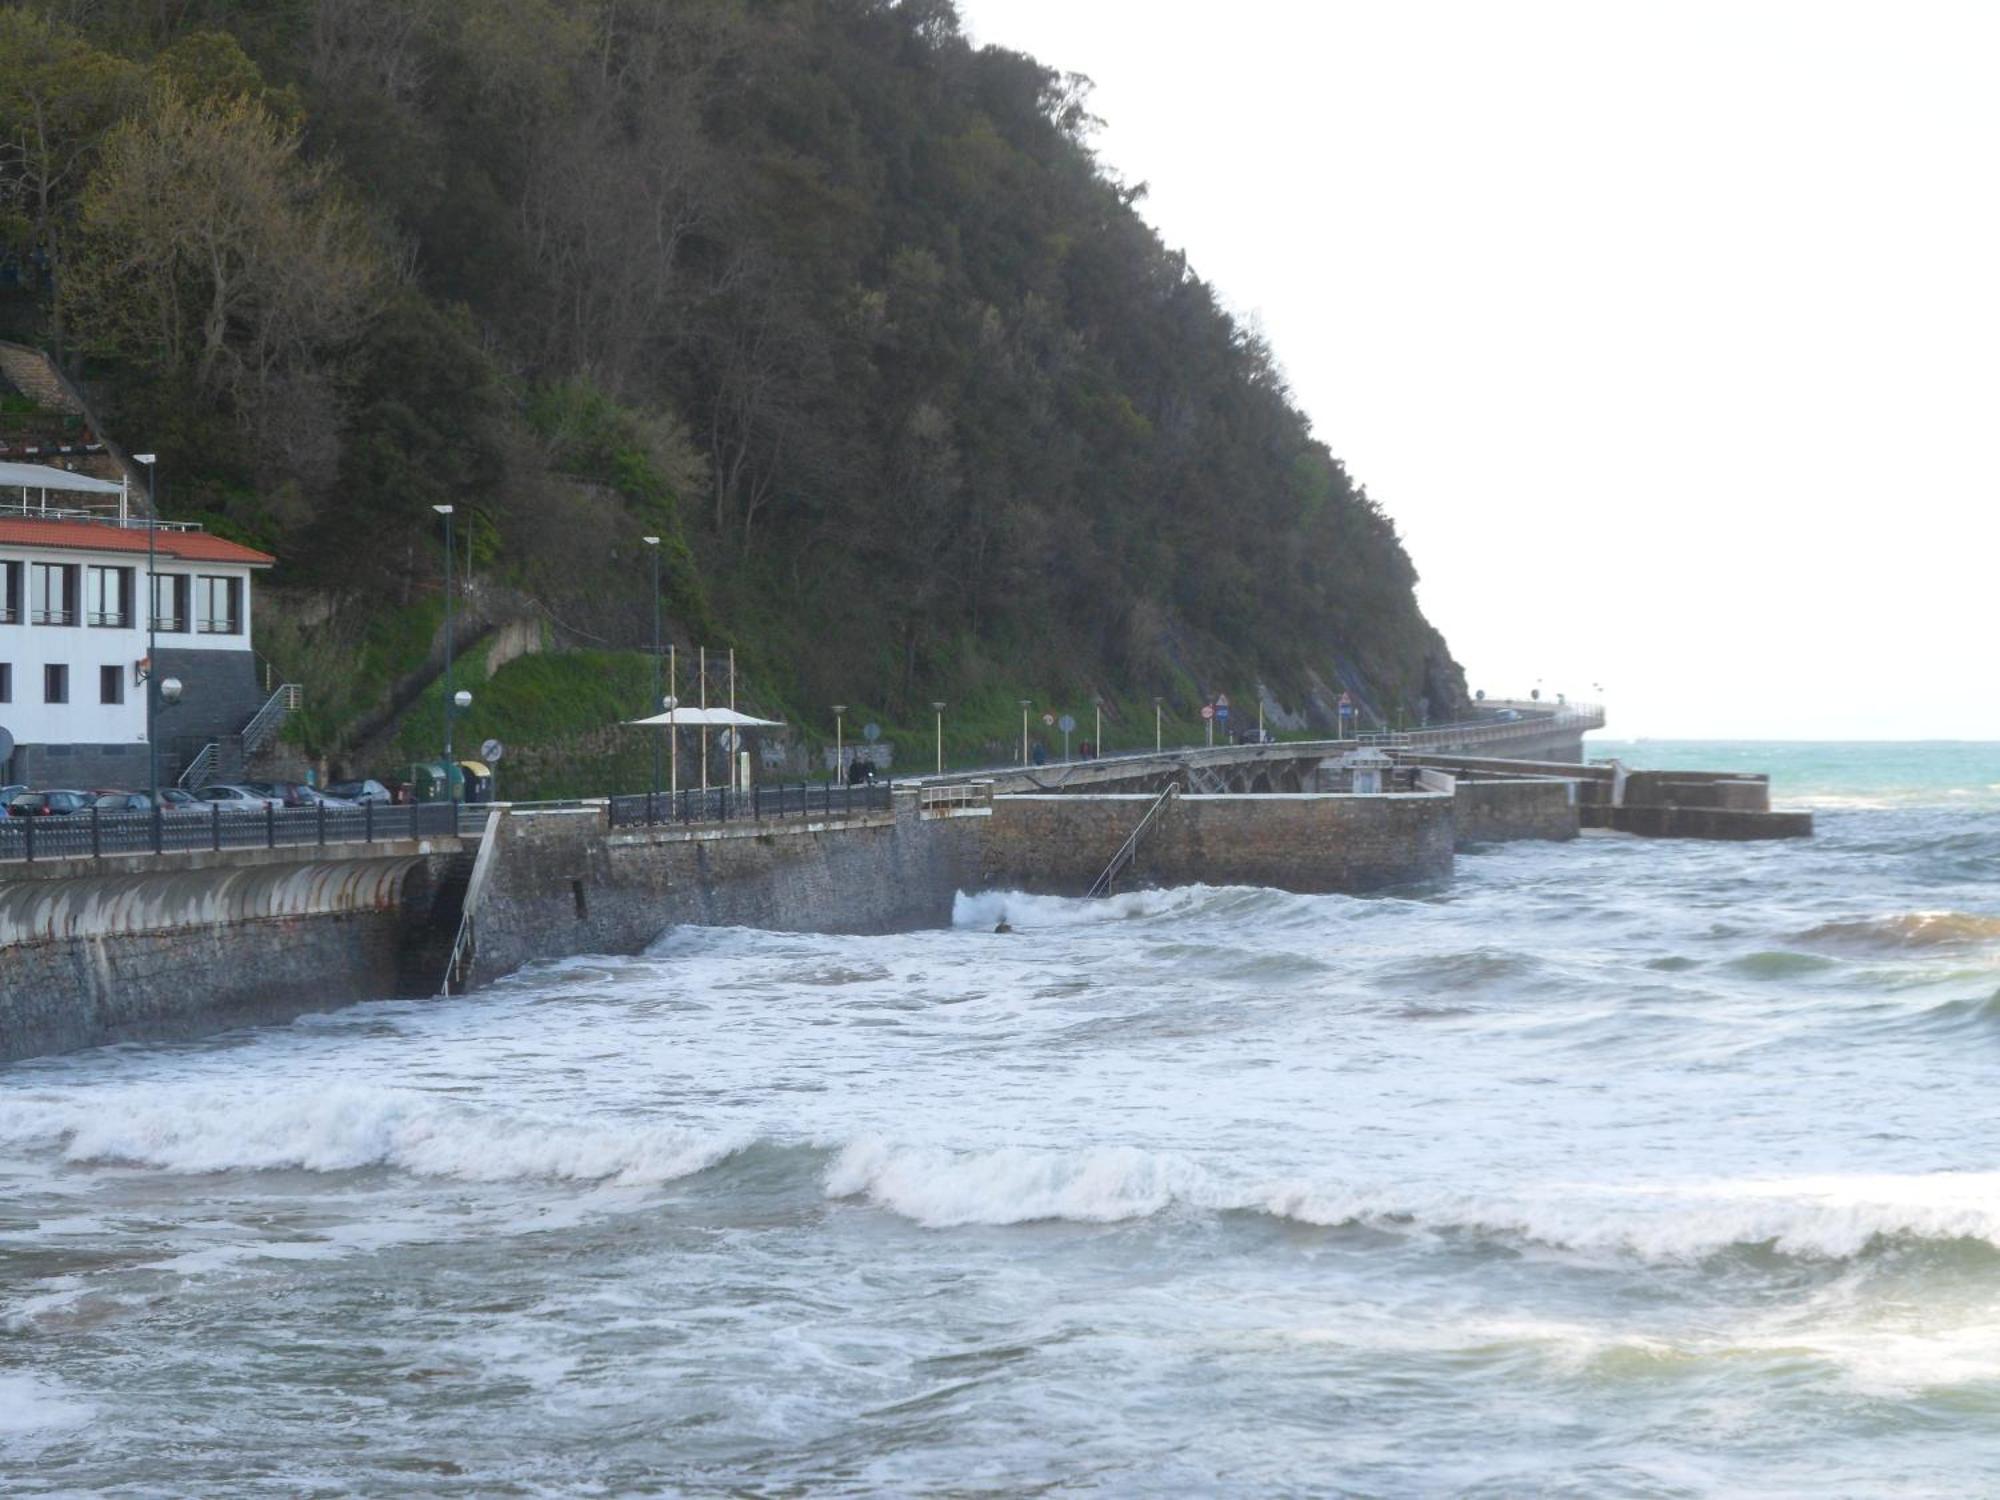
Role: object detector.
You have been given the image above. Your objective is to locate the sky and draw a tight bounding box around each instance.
[955,1,2000,739]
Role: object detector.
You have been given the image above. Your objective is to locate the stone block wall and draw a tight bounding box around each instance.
[469,797,985,985]
[978,792,1454,895]
[0,843,455,1061]
[1451,778,1579,847]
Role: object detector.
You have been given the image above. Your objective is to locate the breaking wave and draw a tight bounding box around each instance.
[0,1086,752,1187]
[822,1138,2000,1264]
[1800,911,2000,952]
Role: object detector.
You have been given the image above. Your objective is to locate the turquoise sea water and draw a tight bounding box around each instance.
[1589,738,2000,807]
[3,740,1998,1494]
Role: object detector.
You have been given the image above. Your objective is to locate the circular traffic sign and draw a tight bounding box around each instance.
[1200,705,1215,721]
[1058,714,1076,733]
[480,738,505,763]
[1042,712,1055,726]
[862,722,881,743]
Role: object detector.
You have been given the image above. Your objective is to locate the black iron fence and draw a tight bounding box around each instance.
[0,801,481,864]
[607,780,892,830]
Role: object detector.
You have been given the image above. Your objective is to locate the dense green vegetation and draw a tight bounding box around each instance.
[1,0,1466,787]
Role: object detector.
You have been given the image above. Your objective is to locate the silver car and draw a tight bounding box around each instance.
[197,784,285,812]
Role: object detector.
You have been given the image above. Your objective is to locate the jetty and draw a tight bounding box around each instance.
[0,700,1809,1063]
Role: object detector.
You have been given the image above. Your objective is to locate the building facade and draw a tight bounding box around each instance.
[0,514,273,788]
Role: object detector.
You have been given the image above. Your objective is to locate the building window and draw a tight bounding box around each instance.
[151,572,190,633]
[99,664,124,704]
[44,663,68,703]
[0,562,19,625]
[0,663,10,702]
[88,565,133,627]
[197,575,242,635]
[31,563,77,626]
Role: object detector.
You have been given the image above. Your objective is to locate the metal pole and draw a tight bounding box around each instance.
[645,537,661,796]
[729,647,737,791]
[143,460,158,807]
[439,506,455,767]
[1019,700,1030,765]
[1094,701,1101,757]
[669,645,678,796]
[933,701,945,776]
[1155,698,1162,753]
[699,647,708,795]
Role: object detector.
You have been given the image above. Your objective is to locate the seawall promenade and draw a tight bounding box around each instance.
[0,742,1806,1063]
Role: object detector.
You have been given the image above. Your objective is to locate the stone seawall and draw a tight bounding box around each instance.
[978,793,1454,895]
[1449,778,1579,847]
[468,798,985,985]
[0,842,461,1061]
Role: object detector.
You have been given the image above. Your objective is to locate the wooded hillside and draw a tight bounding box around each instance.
[1,0,1467,773]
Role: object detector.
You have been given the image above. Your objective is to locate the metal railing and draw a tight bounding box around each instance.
[241,683,301,759]
[177,742,218,789]
[0,800,471,863]
[919,781,993,815]
[1089,783,1179,898]
[607,780,892,830]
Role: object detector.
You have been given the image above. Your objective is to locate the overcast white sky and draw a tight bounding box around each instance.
[956,1,2000,739]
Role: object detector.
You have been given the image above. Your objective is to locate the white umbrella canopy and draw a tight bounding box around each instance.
[625,706,785,728]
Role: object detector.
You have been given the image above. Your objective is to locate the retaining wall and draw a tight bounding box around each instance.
[1449,777,1580,847]
[978,792,1454,895]
[468,797,985,984]
[0,842,459,1061]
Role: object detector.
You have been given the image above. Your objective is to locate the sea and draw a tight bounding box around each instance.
[2,740,1997,1496]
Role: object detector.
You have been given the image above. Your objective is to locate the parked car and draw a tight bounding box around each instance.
[9,789,93,816]
[294,786,359,808]
[91,791,153,813]
[0,784,23,818]
[89,789,203,813]
[196,784,284,812]
[244,780,311,808]
[327,778,393,805]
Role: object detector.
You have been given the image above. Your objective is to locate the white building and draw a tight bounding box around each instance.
[0,462,273,788]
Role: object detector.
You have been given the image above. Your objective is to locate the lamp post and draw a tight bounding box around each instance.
[433,504,456,773]
[1153,696,1163,753]
[832,705,847,781]
[932,701,946,776]
[642,535,661,795]
[1093,697,1102,758]
[1019,699,1031,766]
[134,453,159,804]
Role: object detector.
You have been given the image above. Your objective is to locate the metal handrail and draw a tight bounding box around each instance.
[440,807,500,995]
[240,682,301,758]
[177,742,218,789]
[1088,783,1179,898]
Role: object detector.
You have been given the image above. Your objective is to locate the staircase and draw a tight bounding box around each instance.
[1088,784,1179,898]
[395,851,477,998]
[175,684,301,789]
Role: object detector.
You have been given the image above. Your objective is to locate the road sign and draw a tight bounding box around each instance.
[1200,704,1215,721]
[0,725,12,764]
[1042,712,1055,726]
[480,738,505,763]
[1215,703,1229,721]
[1058,714,1076,734]
[1214,693,1228,708]
[862,722,881,743]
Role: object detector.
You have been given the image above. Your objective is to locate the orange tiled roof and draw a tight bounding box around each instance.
[0,517,274,566]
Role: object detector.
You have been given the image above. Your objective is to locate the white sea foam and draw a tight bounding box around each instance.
[0,1085,749,1186]
[822,1136,2000,1261]
[0,1373,94,1450]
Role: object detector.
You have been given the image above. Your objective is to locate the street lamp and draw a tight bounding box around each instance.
[832,704,847,781]
[932,701,946,776]
[433,504,457,777]
[133,453,160,804]
[1093,697,1102,758]
[1019,699,1031,766]
[1153,696,1163,753]
[641,535,662,795]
